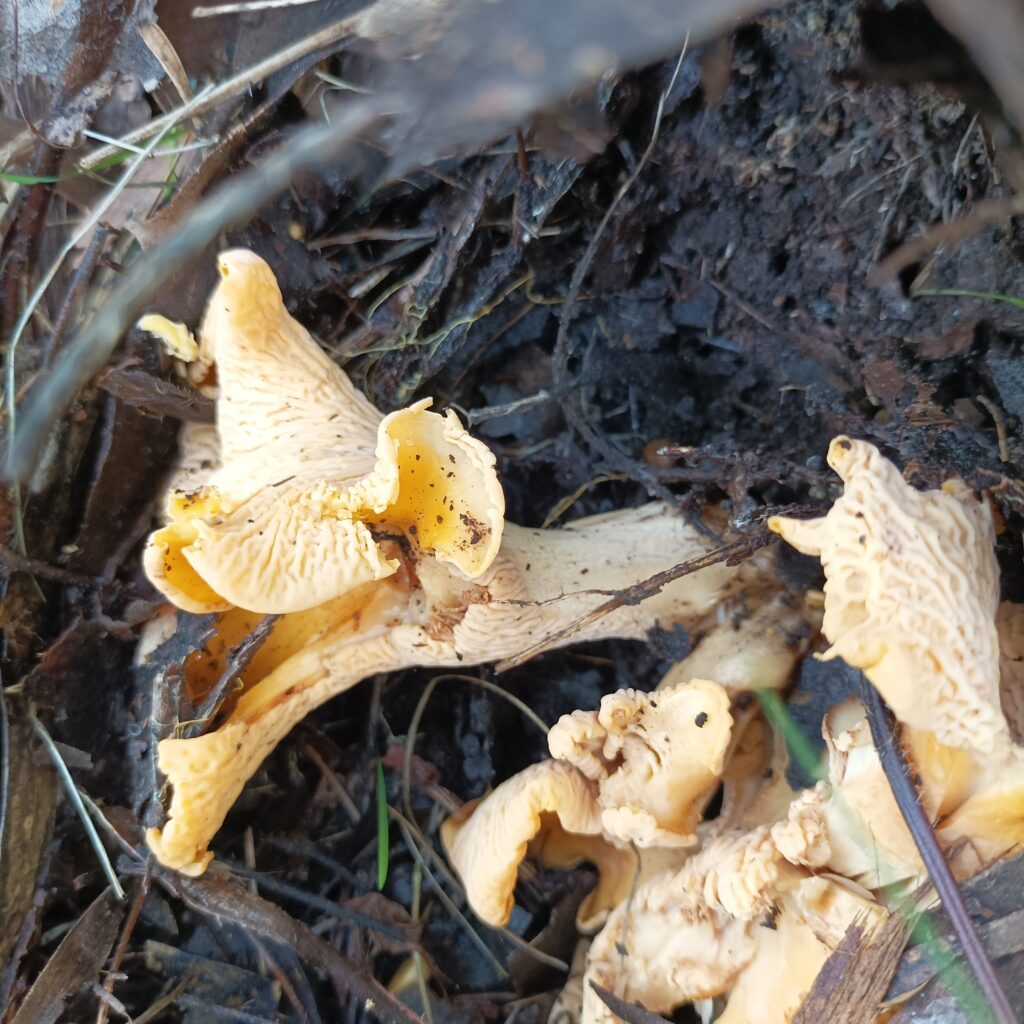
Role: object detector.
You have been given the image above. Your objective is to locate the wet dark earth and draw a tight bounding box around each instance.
[5,0,1024,1020]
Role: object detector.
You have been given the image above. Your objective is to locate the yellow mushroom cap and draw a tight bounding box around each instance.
[548,679,732,847]
[769,436,1010,758]
[137,313,199,362]
[441,760,608,928]
[142,250,504,615]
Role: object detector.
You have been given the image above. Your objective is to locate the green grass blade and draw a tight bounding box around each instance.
[376,758,389,890]
[915,287,1024,311]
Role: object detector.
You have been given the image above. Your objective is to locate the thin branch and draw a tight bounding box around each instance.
[495,531,771,672]
[859,678,1016,1024]
[185,615,278,738]
[29,708,126,900]
[0,541,97,585]
[78,17,360,169]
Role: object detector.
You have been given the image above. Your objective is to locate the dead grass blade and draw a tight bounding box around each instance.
[869,194,1024,284]
[11,888,124,1024]
[3,103,384,484]
[162,865,424,1024]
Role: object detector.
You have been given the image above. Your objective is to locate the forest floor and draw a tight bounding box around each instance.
[3,0,1024,1021]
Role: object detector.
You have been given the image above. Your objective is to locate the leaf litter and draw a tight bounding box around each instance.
[6,0,1024,1022]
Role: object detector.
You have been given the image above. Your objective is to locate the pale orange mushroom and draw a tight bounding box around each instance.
[142,251,776,876]
[443,680,733,929]
[582,801,883,1024]
[771,436,1024,876]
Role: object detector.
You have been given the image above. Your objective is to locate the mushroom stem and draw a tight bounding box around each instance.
[147,625,413,876]
[472,504,762,656]
[148,503,770,877]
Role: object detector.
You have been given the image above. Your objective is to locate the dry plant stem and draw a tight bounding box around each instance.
[5,97,206,501]
[0,541,96,585]
[94,874,151,1024]
[29,707,126,900]
[185,614,279,738]
[42,226,111,368]
[496,531,768,671]
[869,194,1024,283]
[4,104,385,484]
[160,868,424,1024]
[860,678,1016,1024]
[224,864,408,940]
[393,814,510,979]
[0,684,9,875]
[78,16,359,170]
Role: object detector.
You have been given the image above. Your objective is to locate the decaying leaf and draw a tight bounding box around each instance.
[10,888,123,1024]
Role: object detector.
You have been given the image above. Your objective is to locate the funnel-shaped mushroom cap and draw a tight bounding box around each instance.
[548,680,732,847]
[769,436,1011,758]
[143,250,503,615]
[441,760,608,928]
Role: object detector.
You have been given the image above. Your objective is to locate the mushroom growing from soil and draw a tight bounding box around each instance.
[582,812,885,1024]
[770,436,1024,875]
[443,436,1024,1024]
[442,679,734,928]
[142,250,777,876]
[443,676,887,1024]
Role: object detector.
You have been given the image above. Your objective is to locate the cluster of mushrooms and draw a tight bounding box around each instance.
[140,250,1024,1024]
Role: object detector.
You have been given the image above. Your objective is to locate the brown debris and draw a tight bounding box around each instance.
[791,917,910,1024]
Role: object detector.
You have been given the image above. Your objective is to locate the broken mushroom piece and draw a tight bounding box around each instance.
[443,679,732,928]
[143,251,775,876]
[440,760,635,930]
[548,680,732,847]
[770,437,1024,872]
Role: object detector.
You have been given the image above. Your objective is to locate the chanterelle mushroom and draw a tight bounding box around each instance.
[440,760,635,931]
[771,436,1024,872]
[443,679,733,928]
[548,680,732,847]
[144,249,504,615]
[440,609,903,1024]
[143,251,776,876]
[583,799,883,1024]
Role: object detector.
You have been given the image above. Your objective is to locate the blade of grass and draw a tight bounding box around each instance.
[860,680,1015,1024]
[0,172,61,185]
[376,757,389,891]
[756,689,825,781]
[915,287,1024,311]
[28,707,125,900]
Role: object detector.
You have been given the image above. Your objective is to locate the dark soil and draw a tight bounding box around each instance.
[5,0,1024,1021]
